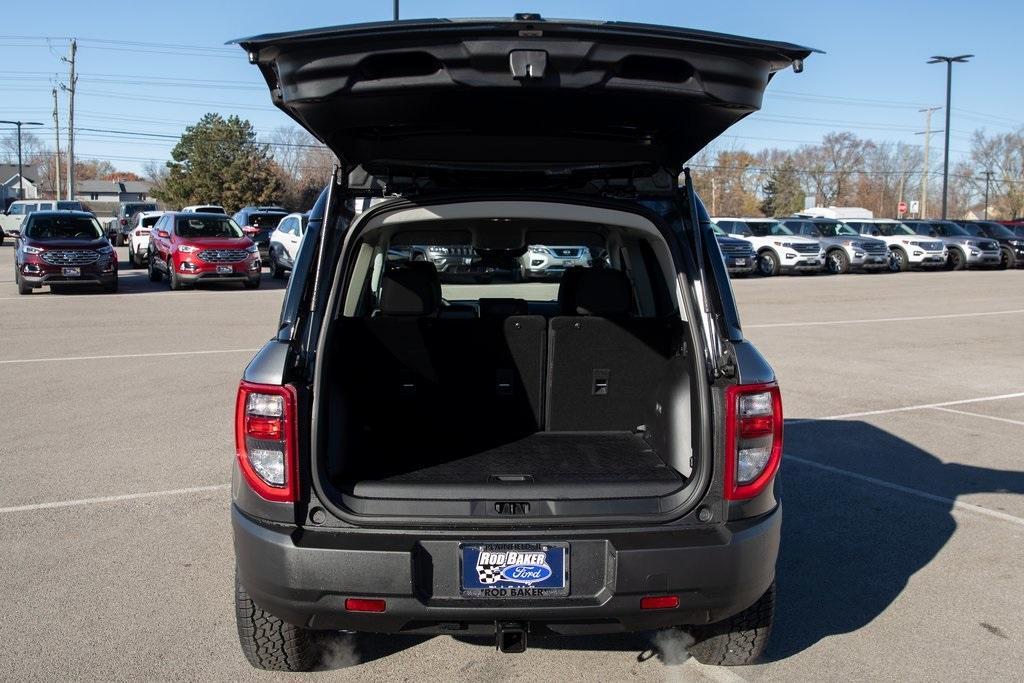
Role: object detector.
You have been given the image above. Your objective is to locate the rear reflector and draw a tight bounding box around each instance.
[345,598,386,613]
[640,596,679,610]
[724,382,783,500]
[235,381,298,503]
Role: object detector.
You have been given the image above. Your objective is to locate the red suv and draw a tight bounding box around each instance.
[11,210,118,295]
[147,212,261,289]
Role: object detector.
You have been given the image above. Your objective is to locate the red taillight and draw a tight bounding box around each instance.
[724,383,783,501]
[640,596,679,610]
[345,598,386,613]
[235,381,298,503]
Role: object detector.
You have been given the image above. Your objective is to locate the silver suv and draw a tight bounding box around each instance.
[782,217,890,274]
[520,244,592,280]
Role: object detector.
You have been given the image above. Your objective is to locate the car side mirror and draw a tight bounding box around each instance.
[157,230,170,238]
[742,230,752,237]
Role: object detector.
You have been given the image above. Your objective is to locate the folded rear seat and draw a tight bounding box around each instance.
[546,268,681,432]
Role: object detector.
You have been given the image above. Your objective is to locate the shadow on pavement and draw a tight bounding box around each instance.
[767,418,1024,660]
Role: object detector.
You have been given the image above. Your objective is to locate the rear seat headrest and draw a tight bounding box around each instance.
[379,262,442,316]
[562,268,634,317]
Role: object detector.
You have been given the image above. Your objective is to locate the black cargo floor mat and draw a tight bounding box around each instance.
[340,432,683,500]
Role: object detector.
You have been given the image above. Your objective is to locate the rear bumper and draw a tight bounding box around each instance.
[233,504,781,635]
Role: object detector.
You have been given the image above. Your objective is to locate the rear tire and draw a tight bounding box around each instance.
[269,250,284,279]
[756,250,780,277]
[235,571,318,671]
[244,277,261,289]
[103,275,118,294]
[999,247,1012,270]
[688,582,775,666]
[148,253,162,282]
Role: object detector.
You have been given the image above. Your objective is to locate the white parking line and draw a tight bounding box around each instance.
[0,348,258,365]
[931,406,1024,428]
[746,309,1024,329]
[786,455,1024,528]
[787,391,1024,423]
[0,484,229,514]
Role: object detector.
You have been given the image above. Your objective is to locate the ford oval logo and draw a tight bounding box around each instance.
[499,563,552,585]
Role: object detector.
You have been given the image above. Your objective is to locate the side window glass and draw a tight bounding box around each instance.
[281,218,294,235]
[24,203,39,215]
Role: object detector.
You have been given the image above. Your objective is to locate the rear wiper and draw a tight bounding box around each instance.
[681,168,726,378]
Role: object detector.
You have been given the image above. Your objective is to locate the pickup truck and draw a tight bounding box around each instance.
[229,15,808,670]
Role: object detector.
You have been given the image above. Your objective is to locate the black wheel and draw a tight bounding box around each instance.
[128,245,140,269]
[412,252,426,262]
[948,248,966,271]
[16,270,32,295]
[235,571,318,671]
[244,277,261,289]
[688,582,775,666]
[889,248,910,272]
[999,248,1013,270]
[168,260,184,290]
[756,250,780,277]
[148,252,162,282]
[825,249,849,274]
[269,250,284,279]
[103,275,118,294]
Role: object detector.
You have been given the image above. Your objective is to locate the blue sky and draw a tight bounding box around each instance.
[2,0,1021,175]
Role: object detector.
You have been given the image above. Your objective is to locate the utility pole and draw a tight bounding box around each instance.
[0,120,44,200]
[928,54,973,219]
[981,169,993,219]
[915,106,941,219]
[393,0,399,20]
[62,39,78,201]
[52,88,62,201]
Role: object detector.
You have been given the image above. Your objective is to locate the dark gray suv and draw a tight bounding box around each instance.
[229,15,810,671]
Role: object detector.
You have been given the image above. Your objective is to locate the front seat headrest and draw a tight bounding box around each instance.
[556,266,589,315]
[378,262,442,316]
[566,268,634,317]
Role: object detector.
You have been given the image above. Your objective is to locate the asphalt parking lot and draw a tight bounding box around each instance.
[1,245,1022,681]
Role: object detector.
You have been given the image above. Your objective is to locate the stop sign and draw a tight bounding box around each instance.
[898,201,908,214]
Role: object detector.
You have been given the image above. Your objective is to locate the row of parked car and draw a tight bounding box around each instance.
[711,215,1024,277]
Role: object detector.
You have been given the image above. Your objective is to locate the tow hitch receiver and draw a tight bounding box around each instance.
[496,621,528,653]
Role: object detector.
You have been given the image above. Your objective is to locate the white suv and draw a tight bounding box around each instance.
[126,211,165,268]
[715,217,824,276]
[266,212,307,278]
[844,219,947,272]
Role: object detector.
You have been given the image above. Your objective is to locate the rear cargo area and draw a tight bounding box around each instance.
[317,207,698,516]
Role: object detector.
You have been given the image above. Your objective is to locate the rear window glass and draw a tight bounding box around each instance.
[249,213,286,229]
[175,216,242,238]
[25,215,103,240]
[56,201,83,210]
[141,216,161,227]
[124,204,157,217]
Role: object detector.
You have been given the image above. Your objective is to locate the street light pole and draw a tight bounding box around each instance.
[0,120,45,200]
[927,54,972,219]
[981,170,993,219]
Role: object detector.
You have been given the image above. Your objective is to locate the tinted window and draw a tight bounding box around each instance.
[249,213,286,229]
[175,216,243,238]
[748,221,795,237]
[24,214,103,239]
[976,222,1014,238]
[931,221,968,237]
[124,203,157,217]
[141,215,161,228]
[56,201,82,210]
[958,223,984,237]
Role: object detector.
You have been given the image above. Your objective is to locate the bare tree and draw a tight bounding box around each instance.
[968,128,1024,219]
[792,132,867,206]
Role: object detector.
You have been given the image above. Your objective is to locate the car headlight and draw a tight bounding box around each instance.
[246,244,259,254]
[177,245,199,253]
[96,245,115,255]
[428,246,449,254]
[23,245,43,254]
[529,246,549,254]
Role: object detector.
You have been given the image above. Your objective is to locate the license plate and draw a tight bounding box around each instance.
[460,543,568,597]
[216,265,233,274]
[734,258,747,266]
[62,267,80,277]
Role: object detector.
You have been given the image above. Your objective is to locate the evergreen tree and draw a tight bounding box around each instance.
[155,114,282,211]
[760,158,804,216]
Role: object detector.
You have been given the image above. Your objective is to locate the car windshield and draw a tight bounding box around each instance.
[932,221,968,236]
[175,215,243,238]
[710,222,726,236]
[249,213,286,229]
[813,221,858,237]
[24,215,103,240]
[1011,226,1024,238]
[976,222,1015,238]
[747,221,794,237]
